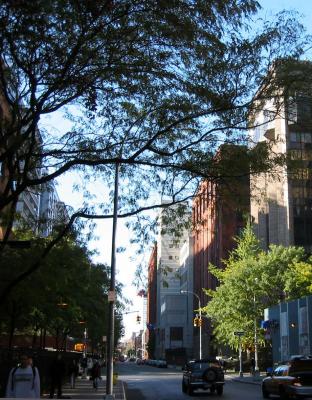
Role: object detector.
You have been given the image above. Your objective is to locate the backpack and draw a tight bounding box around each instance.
[11,365,36,391]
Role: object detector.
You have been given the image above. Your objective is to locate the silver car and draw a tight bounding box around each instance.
[262,357,312,399]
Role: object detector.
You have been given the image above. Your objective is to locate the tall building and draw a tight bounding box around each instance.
[250,61,312,251]
[39,180,68,237]
[192,145,250,357]
[0,86,14,239]
[154,202,190,363]
[15,188,41,233]
[146,243,157,358]
[179,235,194,359]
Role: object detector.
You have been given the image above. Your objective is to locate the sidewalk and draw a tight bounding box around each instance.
[225,372,266,385]
[57,376,126,400]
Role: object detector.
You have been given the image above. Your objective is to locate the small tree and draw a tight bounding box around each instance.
[203,224,312,349]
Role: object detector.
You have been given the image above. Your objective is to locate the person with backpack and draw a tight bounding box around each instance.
[5,354,40,398]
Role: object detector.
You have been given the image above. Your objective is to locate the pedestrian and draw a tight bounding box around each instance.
[80,357,87,378]
[68,359,79,389]
[250,358,255,376]
[222,360,227,374]
[90,361,101,390]
[6,353,40,398]
[49,353,66,398]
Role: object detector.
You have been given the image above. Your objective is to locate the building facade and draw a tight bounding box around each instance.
[39,180,68,237]
[154,202,190,363]
[250,62,312,251]
[146,243,157,358]
[179,235,194,359]
[192,145,250,357]
[264,295,312,363]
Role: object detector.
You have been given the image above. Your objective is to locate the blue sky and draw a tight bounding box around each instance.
[259,0,312,34]
[48,0,312,340]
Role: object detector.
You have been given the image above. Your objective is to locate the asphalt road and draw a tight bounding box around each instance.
[116,362,265,400]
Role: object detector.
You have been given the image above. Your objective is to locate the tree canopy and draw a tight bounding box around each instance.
[0,231,125,350]
[203,225,312,349]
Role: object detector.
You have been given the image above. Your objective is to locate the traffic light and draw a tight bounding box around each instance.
[136,315,141,323]
[198,318,202,327]
[193,317,199,327]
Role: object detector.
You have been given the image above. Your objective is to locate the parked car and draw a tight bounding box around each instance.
[157,359,167,368]
[182,359,225,396]
[262,356,312,399]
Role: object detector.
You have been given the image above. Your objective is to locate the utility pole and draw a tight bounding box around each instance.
[254,278,259,378]
[105,163,120,400]
[181,290,202,359]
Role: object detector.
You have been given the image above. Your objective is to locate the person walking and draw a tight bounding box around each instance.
[90,361,101,390]
[49,353,66,398]
[6,354,40,398]
[250,358,255,376]
[68,359,79,389]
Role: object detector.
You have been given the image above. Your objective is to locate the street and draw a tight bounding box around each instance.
[117,362,264,400]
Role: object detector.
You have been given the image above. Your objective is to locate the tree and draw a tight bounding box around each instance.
[203,224,312,349]
[0,1,310,294]
[0,231,126,349]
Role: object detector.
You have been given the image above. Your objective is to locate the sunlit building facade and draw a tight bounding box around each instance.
[192,145,250,357]
[250,61,312,252]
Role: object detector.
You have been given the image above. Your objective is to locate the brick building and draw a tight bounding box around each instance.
[192,145,250,357]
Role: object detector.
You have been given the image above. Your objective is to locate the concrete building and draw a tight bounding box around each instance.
[250,61,312,251]
[39,180,68,237]
[146,243,157,358]
[15,186,41,234]
[264,295,312,363]
[179,235,194,359]
[192,145,250,357]
[154,202,190,363]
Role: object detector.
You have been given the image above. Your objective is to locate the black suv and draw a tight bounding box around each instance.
[182,359,225,396]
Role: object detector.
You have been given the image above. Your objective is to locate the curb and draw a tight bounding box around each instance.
[226,375,263,386]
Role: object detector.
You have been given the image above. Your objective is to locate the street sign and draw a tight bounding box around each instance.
[108,290,116,302]
[234,331,245,336]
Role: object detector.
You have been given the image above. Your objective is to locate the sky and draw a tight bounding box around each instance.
[42,0,312,341]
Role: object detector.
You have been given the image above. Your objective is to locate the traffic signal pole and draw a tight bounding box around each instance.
[181,290,202,359]
[199,306,202,360]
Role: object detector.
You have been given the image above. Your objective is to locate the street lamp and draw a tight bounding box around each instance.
[254,278,259,377]
[181,290,202,360]
[106,163,120,400]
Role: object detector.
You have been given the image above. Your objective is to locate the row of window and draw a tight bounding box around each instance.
[289,149,312,161]
[289,132,312,143]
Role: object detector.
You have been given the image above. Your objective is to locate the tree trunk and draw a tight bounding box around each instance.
[8,302,16,350]
[55,327,59,350]
[43,328,46,349]
[32,329,38,348]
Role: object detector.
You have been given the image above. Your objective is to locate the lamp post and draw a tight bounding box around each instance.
[254,278,259,377]
[181,290,202,360]
[106,163,120,400]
